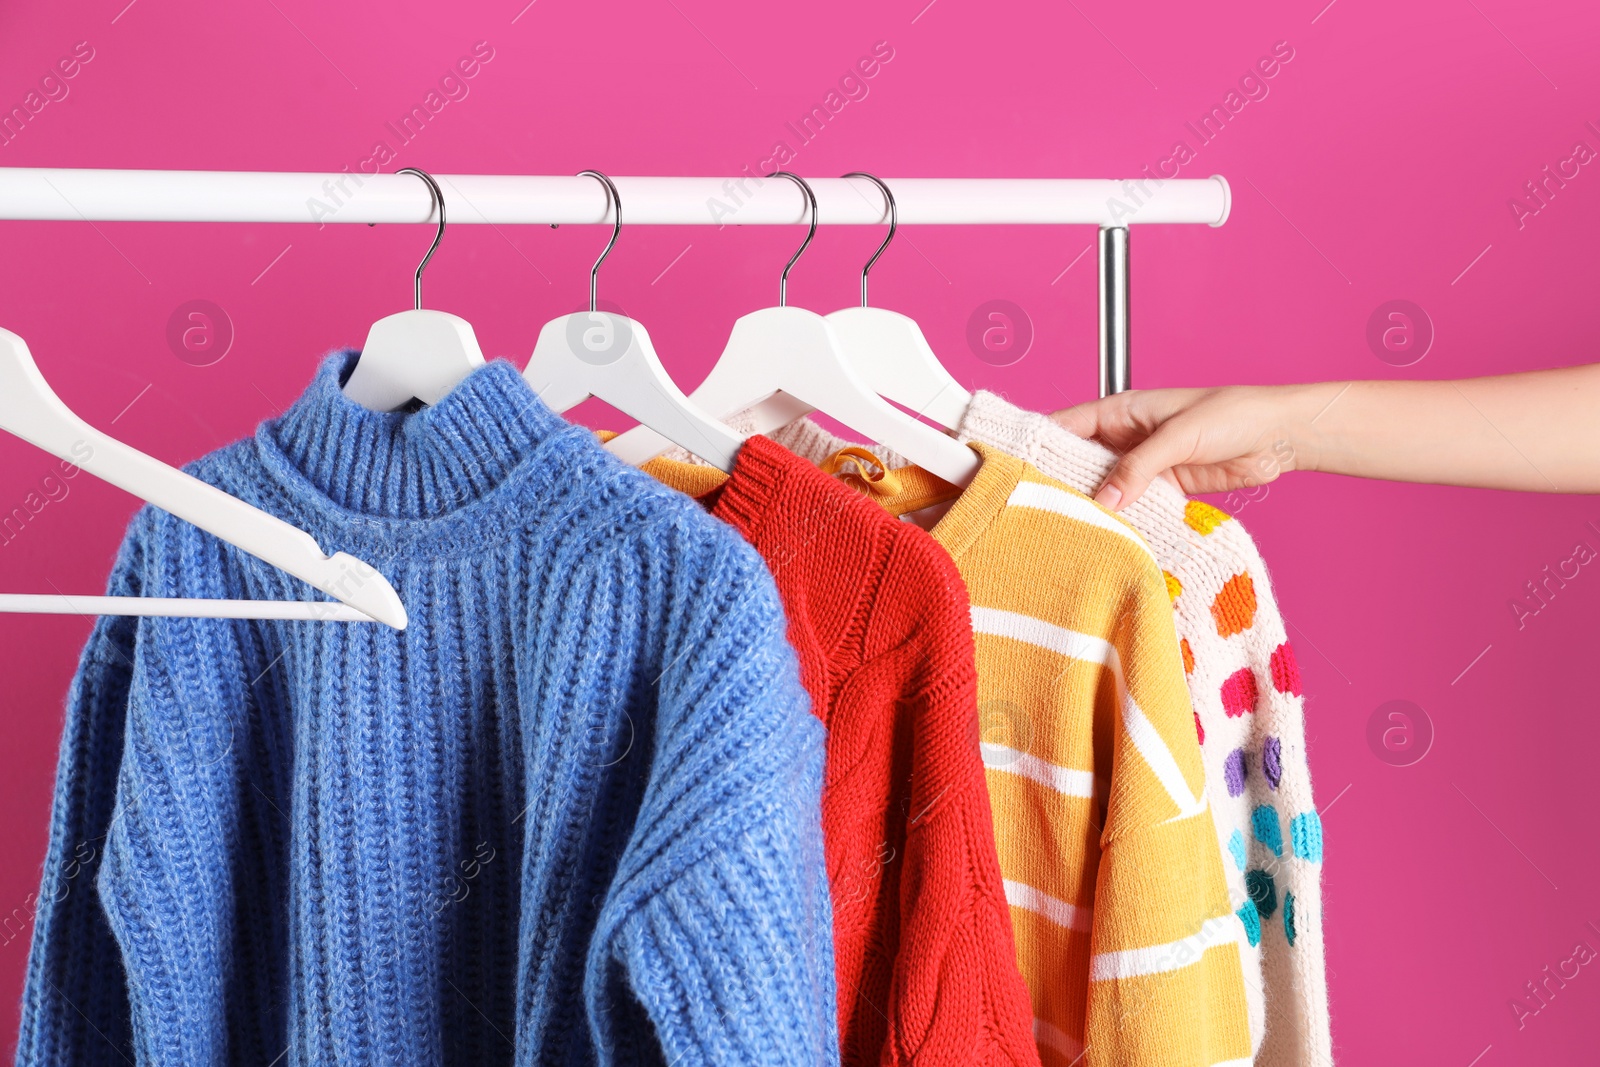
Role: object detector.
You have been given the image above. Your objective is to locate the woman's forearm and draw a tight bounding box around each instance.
[1052,363,1600,510]
[1293,365,1600,492]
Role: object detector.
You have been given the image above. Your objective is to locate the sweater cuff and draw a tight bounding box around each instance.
[589,842,840,1067]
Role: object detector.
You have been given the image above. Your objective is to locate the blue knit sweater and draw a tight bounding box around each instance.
[16,352,838,1067]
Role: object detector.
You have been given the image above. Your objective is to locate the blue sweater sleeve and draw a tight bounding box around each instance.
[584,522,839,1067]
[15,517,147,1067]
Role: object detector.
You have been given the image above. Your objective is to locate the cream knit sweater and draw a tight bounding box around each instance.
[748,396,1332,1067]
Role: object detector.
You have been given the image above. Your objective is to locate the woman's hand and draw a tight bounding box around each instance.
[1052,384,1326,510]
[1054,365,1600,508]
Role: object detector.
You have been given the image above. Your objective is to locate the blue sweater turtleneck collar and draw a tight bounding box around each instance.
[259,349,571,522]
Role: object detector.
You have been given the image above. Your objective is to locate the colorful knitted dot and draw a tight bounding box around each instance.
[1224,748,1247,796]
[1246,869,1278,920]
[1227,829,1246,871]
[1291,811,1325,863]
[1251,805,1284,857]
[1211,571,1258,637]
[1193,710,1205,745]
[1179,637,1195,675]
[1236,897,1262,947]
[1184,499,1231,536]
[1269,640,1302,695]
[1283,891,1297,946]
[1220,667,1258,717]
[1263,737,1283,790]
[1164,571,1183,603]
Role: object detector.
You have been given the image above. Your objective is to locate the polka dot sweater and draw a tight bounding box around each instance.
[15,353,840,1067]
[955,390,1331,1067]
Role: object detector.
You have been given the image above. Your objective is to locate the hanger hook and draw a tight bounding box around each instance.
[396,167,446,310]
[843,172,896,308]
[579,170,621,313]
[765,171,817,308]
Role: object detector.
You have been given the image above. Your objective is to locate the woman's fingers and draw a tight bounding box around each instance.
[1092,419,1203,510]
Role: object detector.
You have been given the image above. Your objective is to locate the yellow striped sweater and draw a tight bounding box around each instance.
[814,439,1255,1067]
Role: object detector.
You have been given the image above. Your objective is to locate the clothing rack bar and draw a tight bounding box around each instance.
[0,169,1232,393]
[0,169,1230,227]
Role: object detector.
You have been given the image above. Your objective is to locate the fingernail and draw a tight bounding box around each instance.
[1094,484,1122,511]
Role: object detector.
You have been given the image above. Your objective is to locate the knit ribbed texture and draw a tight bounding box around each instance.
[16,351,839,1067]
[957,390,1330,1067]
[631,434,1042,1067]
[733,425,1254,1067]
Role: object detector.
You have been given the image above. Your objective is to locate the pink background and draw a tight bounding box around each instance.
[2,0,1597,1062]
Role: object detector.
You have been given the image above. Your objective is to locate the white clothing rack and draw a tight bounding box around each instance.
[0,168,1232,395]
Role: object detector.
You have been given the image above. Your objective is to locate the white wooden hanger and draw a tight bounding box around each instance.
[0,328,407,626]
[523,171,743,472]
[825,173,971,430]
[606,173,979,486]
[342,167,485,412]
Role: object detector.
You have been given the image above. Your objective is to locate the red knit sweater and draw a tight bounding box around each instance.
[641,434,1042,1067]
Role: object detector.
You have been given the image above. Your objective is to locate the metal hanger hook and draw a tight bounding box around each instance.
[580,170,621,313]
[843,172,896,308]
[396,167,446,310]
[765,171,817,308]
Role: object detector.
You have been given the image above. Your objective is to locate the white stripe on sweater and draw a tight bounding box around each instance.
[982,744,1096,798]
[1033,1016,1085,1060]
[1122,690,1208,820]
[970,606,1117,669]
[1005,879,1092,931]
[971,605,1205,820]
[1006,480,1156,565]
[1089,915,1240,981]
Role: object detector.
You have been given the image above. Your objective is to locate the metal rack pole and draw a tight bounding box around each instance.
[1099,226,1130,396]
